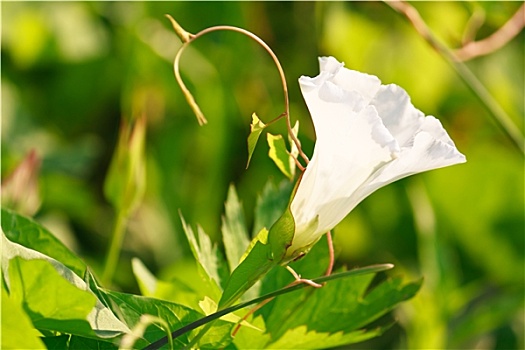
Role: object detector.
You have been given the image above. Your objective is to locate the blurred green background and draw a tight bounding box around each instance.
[2,2,523,349]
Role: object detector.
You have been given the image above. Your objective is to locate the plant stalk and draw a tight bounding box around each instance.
[102,211,127,286]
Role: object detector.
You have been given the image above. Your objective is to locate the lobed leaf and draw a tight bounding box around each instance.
[180,213,224,299]
[221,185,250,273]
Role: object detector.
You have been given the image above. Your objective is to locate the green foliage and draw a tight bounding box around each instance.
[1,208,86,277]
[246,113,267,168]
[2,2,522,349]
[267,133,295,180]
[221,185,250,272]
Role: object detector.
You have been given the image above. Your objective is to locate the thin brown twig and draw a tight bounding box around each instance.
[167,15,310,165]
[385,0,524,155]
[454,4,524,62]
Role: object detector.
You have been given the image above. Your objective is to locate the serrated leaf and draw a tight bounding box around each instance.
[262,269,422,345]
[266,325,388,349]
[1,284,46,349]
[246,113,267,168]
[267,133,295,180]
[221,185,250,272]
[99,289,233,349]
[145,264,394,349]
[180,213,224,299]
[1,208,86,277]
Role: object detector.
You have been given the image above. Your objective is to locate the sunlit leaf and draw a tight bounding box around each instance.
[267,133,295,180]
[8,257,96,337]
[2,231,130,339]
[99,289,233,349]
[246,113,267,168]
[180,214,224,300]
[266,325,389,349]
[1,285,46,349]
[1,208,86,277]
[221,185,250,272]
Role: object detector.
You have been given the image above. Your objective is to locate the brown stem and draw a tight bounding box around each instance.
[170,18,310,164]
[454,4,525,62]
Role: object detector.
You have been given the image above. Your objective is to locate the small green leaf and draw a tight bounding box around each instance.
[267,133,295,180]
[246,113,267,168]
[1,208,86,277]
[1,285,46,349]
[180,213,224,299]
[221,185,250,272]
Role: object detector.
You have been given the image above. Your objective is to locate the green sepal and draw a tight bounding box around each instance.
[268,207,295,264]
[246,113,267,168]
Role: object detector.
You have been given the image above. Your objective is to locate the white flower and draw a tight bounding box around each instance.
[286,56,466,258]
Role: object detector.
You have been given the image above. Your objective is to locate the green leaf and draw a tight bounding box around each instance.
[1,208,86,277]
[68,336,117,350]
[42,335,70,350]
[99,289,233,349]
[266,325,389,349]
[145,264,394,350]
[221,185,250,272]
[132,258,205,312]
[267,133,295,180]
[231,316,270,350]
[2,232,131,339]
[246,113,267,168]
[180,213,224,299]
[252,180,293,237]
[8,257,97,337]
[218,240,275,309]
[219,196,296,309]
[262,271,422,344]
[1,284,46,349]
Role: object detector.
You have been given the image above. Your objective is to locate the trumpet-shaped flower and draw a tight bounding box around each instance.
[286,56,466,259]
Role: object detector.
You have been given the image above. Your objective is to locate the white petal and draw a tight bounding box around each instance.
[289,77,398,255]
[288,56,466,257]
